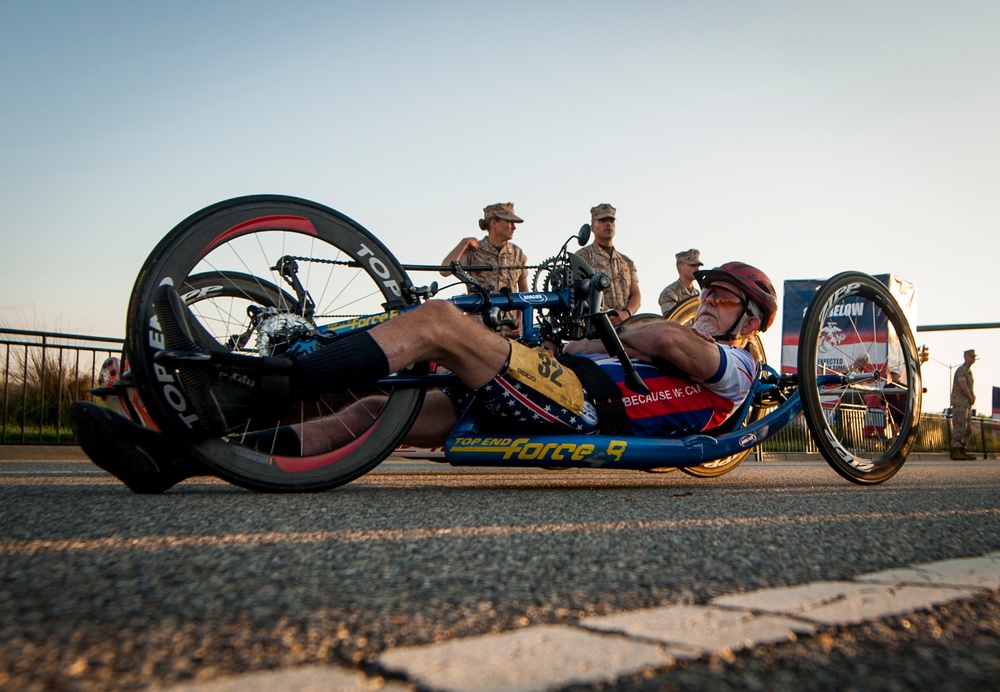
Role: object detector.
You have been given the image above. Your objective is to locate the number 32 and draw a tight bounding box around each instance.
[537,353,564,388]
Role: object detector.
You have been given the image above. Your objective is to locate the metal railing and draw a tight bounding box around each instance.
[1,328,123,444]
[1,326,998,456]
[756,409,999,457]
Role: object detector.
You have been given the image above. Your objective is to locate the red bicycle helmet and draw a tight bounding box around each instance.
[695,261,778,331]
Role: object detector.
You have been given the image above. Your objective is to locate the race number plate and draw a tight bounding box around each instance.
[506,341,585,414]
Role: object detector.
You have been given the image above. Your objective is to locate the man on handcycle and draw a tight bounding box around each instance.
[71,262,777,493]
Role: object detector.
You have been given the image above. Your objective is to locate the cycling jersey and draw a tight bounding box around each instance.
[588,344,756,436]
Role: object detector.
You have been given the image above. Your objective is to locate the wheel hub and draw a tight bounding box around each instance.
[255,310,315,356]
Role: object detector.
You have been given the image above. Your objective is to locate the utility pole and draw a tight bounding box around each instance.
[929,357,962,409]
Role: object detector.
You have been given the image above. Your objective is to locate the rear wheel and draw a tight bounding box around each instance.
[125,195,425,492]
[798,271,921,484]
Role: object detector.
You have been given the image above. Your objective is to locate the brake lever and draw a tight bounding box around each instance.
[450,262,492,308]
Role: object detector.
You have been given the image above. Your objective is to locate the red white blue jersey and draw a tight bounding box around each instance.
[590,345,756,437]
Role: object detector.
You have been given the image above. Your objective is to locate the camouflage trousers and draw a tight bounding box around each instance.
[951,404,972,449]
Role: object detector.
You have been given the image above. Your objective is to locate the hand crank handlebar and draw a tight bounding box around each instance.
[581,273,650,395]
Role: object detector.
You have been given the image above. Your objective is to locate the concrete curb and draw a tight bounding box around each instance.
[0,444,89,461]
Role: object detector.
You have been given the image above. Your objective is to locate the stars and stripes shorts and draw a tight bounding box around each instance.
[445,368,600,433]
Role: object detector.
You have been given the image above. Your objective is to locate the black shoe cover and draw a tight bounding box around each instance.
[70,401,200,493]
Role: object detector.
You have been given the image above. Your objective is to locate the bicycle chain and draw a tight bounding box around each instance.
[283,255,562,320]
[286,255,547,271]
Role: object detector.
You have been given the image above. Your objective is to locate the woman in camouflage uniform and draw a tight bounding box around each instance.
[440,202,529,335]
[440,202,528,294]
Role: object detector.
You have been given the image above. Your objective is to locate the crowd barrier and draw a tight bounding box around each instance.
[1,328,123,444]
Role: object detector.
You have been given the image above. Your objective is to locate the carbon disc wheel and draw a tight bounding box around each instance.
[124,195,425,492]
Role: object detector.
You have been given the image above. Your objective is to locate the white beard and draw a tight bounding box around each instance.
[691,313,718,334]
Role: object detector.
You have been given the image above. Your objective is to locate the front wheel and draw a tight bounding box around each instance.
[798,271,921,485]
[124,195,425,492]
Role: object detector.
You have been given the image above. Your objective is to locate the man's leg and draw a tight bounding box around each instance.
[276,391,458,455]
[960,408,976,459]
[951,405,970,459]
[288,300,508,393]
[399,391,460,448]
[155,286,509,437]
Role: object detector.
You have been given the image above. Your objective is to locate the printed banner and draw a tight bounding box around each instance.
[993,386,1000,420]
[780,274,917,376]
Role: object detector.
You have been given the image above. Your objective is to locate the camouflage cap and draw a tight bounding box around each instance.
[675,248,703,266]
[965,348,977,359]
[482,202,523,223]
[590,203,616,221]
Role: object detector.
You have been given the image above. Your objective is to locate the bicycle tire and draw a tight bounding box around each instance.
[662,295,699,321]
[124,195,425,492]
[658,296,767,478]
[798,271,921,485]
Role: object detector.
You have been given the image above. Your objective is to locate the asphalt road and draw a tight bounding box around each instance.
[2,453,999,691]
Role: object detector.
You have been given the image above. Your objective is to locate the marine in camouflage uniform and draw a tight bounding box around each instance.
[440,202,527,292]
[457,237,526,294]
[950,349,977,460]
[658,248,704,316]
[575,203,640,327]
[440,202,528,334]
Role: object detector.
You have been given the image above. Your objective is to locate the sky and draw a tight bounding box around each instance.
[1,1,997,414]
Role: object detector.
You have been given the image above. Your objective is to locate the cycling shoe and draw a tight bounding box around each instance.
[152,284,294,436]
[71,401,202,493]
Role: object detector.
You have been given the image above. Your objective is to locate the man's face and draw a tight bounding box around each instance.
[678,262,698,282]
[591,217,616,244]
[692,281,746,336]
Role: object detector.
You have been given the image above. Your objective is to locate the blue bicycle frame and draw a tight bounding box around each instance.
[444,391,803,470]
[289,283,851,472]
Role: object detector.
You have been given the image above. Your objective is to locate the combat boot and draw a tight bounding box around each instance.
[950,447,966,460]
[960,446,977,460]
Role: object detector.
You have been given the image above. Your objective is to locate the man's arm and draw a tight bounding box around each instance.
[618,321,722,382]
[625,276,641,318]
[563,320,721,382]
[959,374,975,402]
[658,284,676,315]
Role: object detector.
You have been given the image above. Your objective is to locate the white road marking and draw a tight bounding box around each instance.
[158,552,1000,692]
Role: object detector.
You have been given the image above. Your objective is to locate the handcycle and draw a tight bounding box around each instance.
[101,195,922,491]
